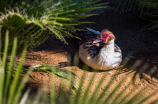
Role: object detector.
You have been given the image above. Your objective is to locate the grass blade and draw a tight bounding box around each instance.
[4,37,17,104]
[8,46,27,104]
[2,30,9,104]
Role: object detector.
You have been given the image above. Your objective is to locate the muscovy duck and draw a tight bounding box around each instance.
[79,28,122,70]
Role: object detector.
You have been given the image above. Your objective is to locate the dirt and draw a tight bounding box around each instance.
[22,1,158,103]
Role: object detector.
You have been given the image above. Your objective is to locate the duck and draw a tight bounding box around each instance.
[78,28,122,70]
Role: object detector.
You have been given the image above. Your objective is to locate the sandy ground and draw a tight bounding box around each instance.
[21,1,158,103]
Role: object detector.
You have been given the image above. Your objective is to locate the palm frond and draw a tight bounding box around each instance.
[114,0,158,31]
[0,0,106,52]
[25,63,80,90]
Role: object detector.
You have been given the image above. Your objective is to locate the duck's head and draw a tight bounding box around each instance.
[92,29,115,45]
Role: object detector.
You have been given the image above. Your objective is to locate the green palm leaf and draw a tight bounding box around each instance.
[0,0,106,52]
[25,63,80,90]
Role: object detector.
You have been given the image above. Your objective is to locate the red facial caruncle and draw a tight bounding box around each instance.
[97,32,110,42]
[93,32,110,44]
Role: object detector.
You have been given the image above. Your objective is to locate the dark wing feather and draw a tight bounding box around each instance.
[79,28,104,58]
[87,45,103,58]
[114,44,121,53]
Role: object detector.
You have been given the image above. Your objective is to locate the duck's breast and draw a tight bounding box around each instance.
[97,45,122,69]
[97,52,114,69]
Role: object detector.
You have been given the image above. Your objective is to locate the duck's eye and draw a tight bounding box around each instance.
[102,34,107,38]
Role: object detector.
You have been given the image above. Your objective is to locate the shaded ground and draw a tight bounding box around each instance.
[22,1,158,103]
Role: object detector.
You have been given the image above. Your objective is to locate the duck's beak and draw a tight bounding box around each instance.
[92,38,103,44]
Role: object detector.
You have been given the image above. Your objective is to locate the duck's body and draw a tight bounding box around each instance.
[79,28,122,70]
